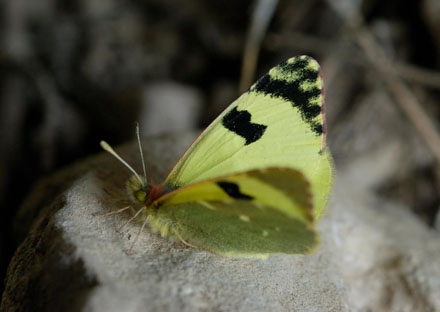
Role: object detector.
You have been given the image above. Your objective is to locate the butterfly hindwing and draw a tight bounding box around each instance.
[156,201,317,257]
[164,56,333,218]
[151,168,318,256]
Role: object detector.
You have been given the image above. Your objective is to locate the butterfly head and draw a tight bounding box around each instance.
[126,175,149,203]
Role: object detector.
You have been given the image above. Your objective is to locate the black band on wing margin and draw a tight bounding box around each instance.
[217,181,253,200]
[252,61,323,135]
[222,107,267,145]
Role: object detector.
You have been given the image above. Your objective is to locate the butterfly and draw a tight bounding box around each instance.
[100,55,333,257]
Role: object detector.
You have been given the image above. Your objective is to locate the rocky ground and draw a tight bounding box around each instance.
[1,133,439,311]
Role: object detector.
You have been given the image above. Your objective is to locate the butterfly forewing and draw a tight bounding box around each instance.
[164,56,333,218]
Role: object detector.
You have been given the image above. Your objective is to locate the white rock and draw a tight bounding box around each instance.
[331,175,440,311]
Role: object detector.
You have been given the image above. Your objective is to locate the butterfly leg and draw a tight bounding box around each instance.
[127,215,150,254]
[117,206,145,232]
[93,205,131,217]
[175,231,197,249]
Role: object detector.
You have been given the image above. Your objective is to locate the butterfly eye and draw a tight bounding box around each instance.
[135,190,147,202]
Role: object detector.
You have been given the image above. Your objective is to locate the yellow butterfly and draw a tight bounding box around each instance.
[100,55,333,257]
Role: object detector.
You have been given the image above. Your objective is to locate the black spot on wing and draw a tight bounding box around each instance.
[252,58,323,135]
[217,181,253,200]
[222,107,267,145]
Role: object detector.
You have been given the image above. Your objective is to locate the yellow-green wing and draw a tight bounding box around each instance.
[151,168,318,256]
[164,56,333,218]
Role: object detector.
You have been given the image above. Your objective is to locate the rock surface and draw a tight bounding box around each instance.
[2,131,440,311]
[331,177,440,312]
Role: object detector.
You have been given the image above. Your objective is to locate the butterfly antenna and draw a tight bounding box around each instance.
[136,123,148,186]
[100,141,145,186]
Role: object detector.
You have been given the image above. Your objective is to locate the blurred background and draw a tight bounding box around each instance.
[1,0,439,295]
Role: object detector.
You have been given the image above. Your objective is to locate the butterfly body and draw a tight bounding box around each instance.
[102,55,333,257]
